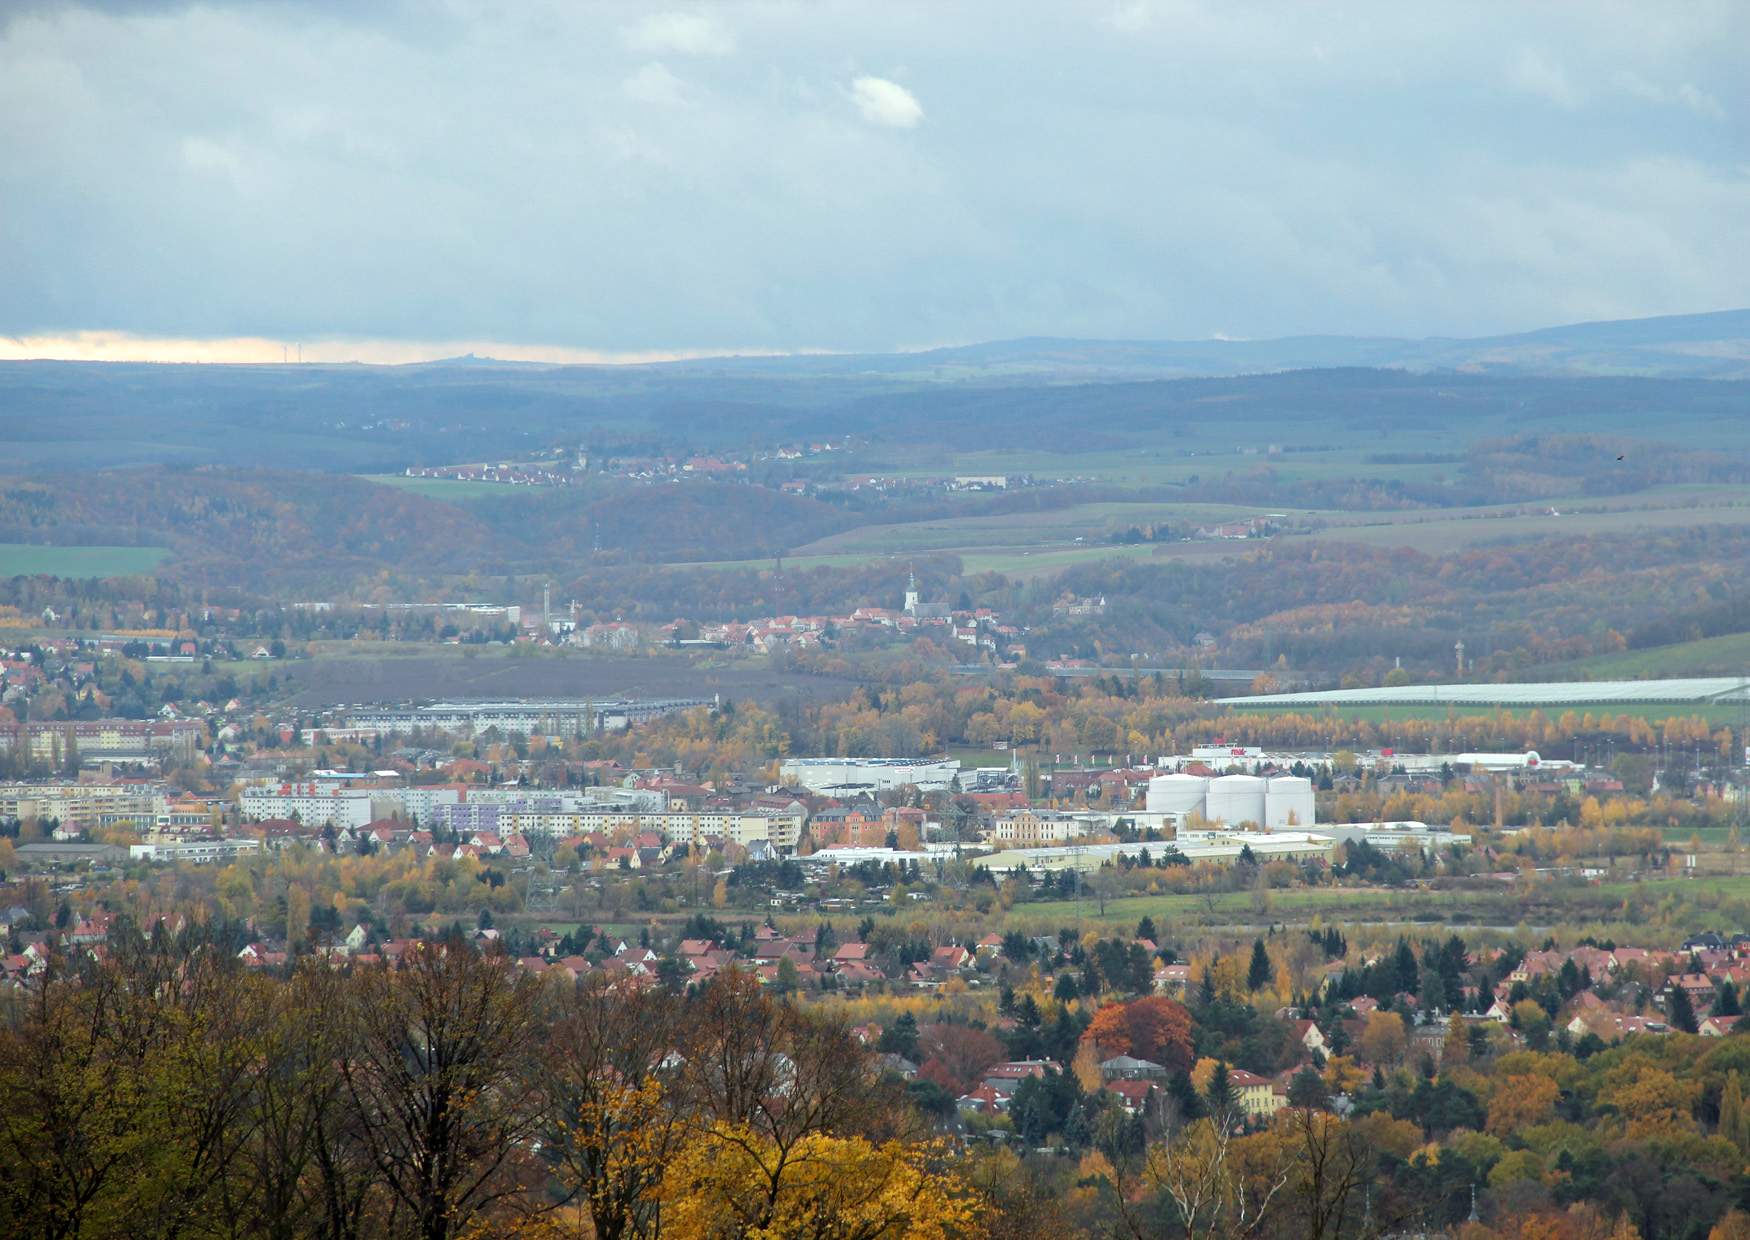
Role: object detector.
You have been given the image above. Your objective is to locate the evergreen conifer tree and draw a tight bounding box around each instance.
[1206,1062,1236,1121]
[1247,939,1272,992]
[1668,982,1700,1034]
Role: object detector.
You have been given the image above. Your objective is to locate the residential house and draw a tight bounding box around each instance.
[1100,1055,1168,1082]
[1228,1069,1287,1120]
[1288,1020,1328,1059]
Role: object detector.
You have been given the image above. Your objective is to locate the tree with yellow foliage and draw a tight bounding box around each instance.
[1710,1209,1750,1240]
[536,976,686,1240]
[1602,1065,1698,1140]
[1442,1011,1470,1068]
[1322,1055,1366,1098]
[1072,1039,1104,1093]
[1359,1011,1407,1069]
[1721,1070,1748,1153]
[1487,1074,1560,1135]
[660,1127,983,1240]
[1122,1116,1297,1240]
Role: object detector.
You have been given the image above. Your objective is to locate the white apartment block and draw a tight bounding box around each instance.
[240,784,376,830]
[129,837,263,864]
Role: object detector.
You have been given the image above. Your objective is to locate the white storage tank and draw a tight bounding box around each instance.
[1205,774,1267,827]
[1146,773,1209,816]
[1264,776,1315,829]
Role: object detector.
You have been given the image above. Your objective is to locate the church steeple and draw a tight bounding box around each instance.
[903,565,921,616]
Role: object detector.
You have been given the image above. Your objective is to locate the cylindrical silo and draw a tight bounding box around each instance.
[1264,776,1315,829]
[1146,773,1209,816]
[1205,774,1267,827]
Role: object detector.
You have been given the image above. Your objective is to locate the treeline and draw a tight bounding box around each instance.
[539,676,1750,790]
[0,469,875,590]
[18,919,1750,1237]
[0,924,973,1240]
[1031,522,1750,676]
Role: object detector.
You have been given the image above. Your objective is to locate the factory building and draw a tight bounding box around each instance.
[975,831,1335,873]
[1144,773,1315,828]
[1311,821,1472,852]
[778,757,962,795]
[337,697,712,740]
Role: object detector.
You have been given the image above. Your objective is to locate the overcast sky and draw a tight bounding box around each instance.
[2,1,1746,361]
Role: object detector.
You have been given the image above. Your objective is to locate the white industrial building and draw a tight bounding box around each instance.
[336,697,712,740]
[1144,772,1315,828]
[1387,751,1569,774]
[778,757,962,795]
[974,831,1335,873]
[1312,821,1472,851]
[1169,745,1304,773]
[129,837,262,865]
[1217,677,1750,709]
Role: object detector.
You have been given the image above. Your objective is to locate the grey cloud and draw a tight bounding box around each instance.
[1,0,1747,352]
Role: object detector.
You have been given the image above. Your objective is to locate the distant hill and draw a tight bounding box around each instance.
[3,309,1748,479]
[640,308,1750,381]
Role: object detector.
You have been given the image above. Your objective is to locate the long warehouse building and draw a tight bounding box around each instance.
[1217,677,1750,708]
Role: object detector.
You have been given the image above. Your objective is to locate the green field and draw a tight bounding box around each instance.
[1000,885,1421,932]
[958,542,1203,578]
[670,551,913,573]
[0,544,170,578]
[669,479,1750,584]
[1542,633,1750,679]
[788,501,1293,558]
[1294,500,1750,556]
[360,474,541,501]
[997,872,1750,935]
[872,445,1465,489]
[671,540,1201,578]
[946,745,1018,769]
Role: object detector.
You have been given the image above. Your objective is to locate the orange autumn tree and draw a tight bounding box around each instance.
[1081,996,1194,1072]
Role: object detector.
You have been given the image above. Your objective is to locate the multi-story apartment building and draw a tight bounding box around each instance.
[988,809,1095,848]
[0,720,201,766]
[0,782,167,833]
[428,802,803,853]
[239,783,377,829]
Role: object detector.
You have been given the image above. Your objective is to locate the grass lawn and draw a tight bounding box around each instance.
[1656,826,1739,846]
[0,543,170,578]
[946,745,1017,768]
[1587,874,1750,902]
